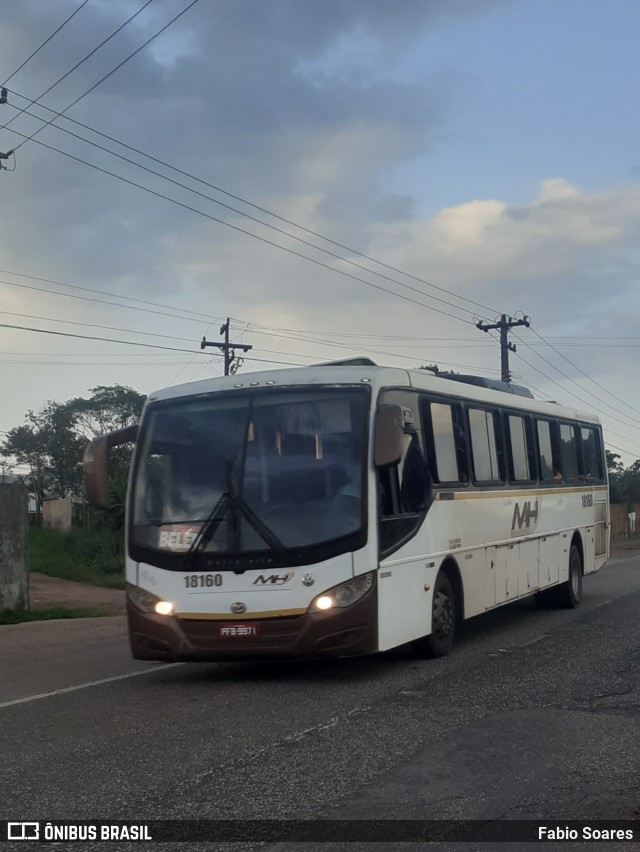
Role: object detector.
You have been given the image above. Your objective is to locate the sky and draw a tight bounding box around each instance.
[1,0,640,472]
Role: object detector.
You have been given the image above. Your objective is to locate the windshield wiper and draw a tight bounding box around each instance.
[181,490,294,571]
[232,494,292,564]
[181,490,231,572]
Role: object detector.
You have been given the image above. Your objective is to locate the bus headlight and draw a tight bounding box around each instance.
[310,573,374,612]
[126,582,174,616]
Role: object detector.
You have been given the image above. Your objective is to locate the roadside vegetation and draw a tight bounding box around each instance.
[29,526,124,589]
[0,605,112,625]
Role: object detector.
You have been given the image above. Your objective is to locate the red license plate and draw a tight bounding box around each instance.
[217,622,260,638]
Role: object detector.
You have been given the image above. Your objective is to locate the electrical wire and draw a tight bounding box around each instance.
[1,1,90,87]
[0,322,203,354]
[3,128,481,324]
[0,267,227,324]
[11,1,202,154]
[0,308,202,344]
[6,101,491,323]
[5,92,500,320]
[0,276,223,326]
[513,330,640,431]
[512,350,640,455]
[526,325,640,419]
[2,0,157,137]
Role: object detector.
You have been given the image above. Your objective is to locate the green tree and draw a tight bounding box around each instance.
[66,384,145,439]
[67,385,145,528]
[605,452,640,508]
[1,385,145,526]
[1,403,83,505]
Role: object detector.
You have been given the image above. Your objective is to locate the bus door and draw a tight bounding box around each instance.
[374,398,435,650]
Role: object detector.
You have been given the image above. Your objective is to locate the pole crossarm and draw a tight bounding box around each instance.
[200,318,252,375]
[476,314,530,383]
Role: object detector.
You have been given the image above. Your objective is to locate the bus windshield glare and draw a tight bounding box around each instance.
[130,387,369,563]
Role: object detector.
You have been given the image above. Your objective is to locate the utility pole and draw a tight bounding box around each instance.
[200,318,253,376]
[0,88,14,169]
[476,314,530,382]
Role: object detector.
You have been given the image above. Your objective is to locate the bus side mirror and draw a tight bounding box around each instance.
[83,425,138,509]
[374,404,404,467]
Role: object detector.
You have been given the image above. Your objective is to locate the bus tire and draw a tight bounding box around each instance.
[536,544,582,609]
[413,572,456,658]
[555,544,583,608]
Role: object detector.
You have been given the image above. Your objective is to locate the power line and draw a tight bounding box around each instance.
[527,325,640,419]
[512,350,640,452]
[0,276,223,326]
[5,125,476,324]
[7,101,491,323]
[241,325,501,371]
[0,282,497,371]
[5,92,499,321]
[604,441,640,460]
[0,308,204,344]
[1,1,90,87]
[11,1,203,155]
[0,359,202,366]
[0,322,203,354]
[513,330,640,431]
[0,267,227,324]
[4,23,638,434]
[2,0,157,138]
[4,128,481,324]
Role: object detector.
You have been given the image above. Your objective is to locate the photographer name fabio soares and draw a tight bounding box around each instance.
[538,826,635,841]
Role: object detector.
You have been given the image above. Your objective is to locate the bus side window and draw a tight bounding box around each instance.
[468,408,502,483]
[505,413,535,482]
[536,419,562,482]
[424,400,468,484]
[452,405,470,482]
[581,426,604,482]
[378,430,432,516]
[559,423,579,481]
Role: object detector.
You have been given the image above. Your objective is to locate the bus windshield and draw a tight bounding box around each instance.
[130,386,369,562]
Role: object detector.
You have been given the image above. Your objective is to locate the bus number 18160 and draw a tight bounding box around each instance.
[184,574,223,588]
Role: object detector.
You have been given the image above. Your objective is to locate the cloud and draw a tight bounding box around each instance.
[1,1,639,463]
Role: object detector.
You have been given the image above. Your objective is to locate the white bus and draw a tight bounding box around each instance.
[84,359,609,662]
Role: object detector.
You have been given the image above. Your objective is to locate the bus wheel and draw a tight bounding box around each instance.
[536,544,582,609]
[413,572,456,658]
[556,544,583,608]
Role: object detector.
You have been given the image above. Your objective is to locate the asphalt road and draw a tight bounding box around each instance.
[1,552,638,851]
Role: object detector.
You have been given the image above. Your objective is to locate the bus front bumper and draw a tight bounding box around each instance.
[127,585,378,662]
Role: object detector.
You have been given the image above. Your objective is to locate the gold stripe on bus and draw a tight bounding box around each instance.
[435,485,608,501]
[176,607,307,620]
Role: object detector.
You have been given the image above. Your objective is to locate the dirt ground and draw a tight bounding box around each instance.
[28,573,125,614]
[26,541,639,615]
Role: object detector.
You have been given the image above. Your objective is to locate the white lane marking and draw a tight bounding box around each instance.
[589,599,613,611]
[174,704,373,791]
[519,634,548,648]
[0,663,183,709]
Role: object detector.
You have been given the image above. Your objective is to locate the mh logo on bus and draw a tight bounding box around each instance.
[511,499,539,532]
[253,573,294,585]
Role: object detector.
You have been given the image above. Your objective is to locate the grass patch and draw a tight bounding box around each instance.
[29,526,125,589]
[0,606,112,625]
